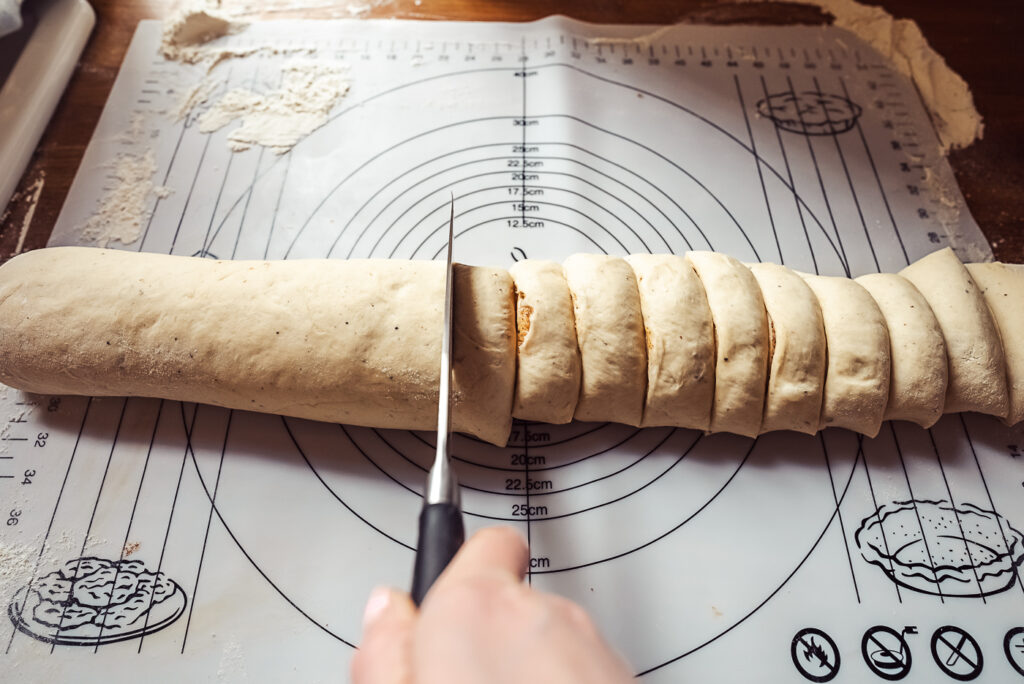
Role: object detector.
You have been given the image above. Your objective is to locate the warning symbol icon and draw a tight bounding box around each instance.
[1004,627,1024,677]
[861,625,913,680]
[931,626,983,681]
[792,627,841,682]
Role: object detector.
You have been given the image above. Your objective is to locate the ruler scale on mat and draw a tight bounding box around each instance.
[2,16,1021,683]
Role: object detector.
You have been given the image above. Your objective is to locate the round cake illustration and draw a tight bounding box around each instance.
[756,91,863,135]
[855,499,1024,598]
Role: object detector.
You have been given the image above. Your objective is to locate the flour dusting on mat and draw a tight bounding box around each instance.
[161,6,245,64]
[198,61,350,153]
[0,540,42,609]
[81,150,172,248]
[160,5,313,68]
[177,75,220,120]
[1,170,46,256]
[217,639,249,681]
[13,173,44,256]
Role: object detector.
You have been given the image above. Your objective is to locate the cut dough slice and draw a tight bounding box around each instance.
[508,260,581,424]
[685,251,768,438]
[453,264,518,444]
[0,247,516,446]
[562,254,646,426]
[965,262,1024,425]
[801,273,890,436]
[748,262,825,434]
[624,254,714,429]
[856,273,947,427]
[900,248,1008,417]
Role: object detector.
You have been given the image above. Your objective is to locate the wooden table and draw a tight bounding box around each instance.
[1,0,1020,263]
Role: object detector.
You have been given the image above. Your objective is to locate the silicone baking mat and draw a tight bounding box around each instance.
[2,16,1022,683]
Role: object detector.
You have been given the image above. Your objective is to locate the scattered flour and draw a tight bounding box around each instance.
[0,384,9,455]
[176,76,221,120]
[81,150,172,248]
[119,112,147,146]
[217,639,248,680]
[218,0,397,19]
[736,0,983,152]
[588,24,677,48]
[4,170,45,256]
[0,540,45,610]
[0,532,112,614]
[161,5,314,69]
[161,6,244,64]
[198,61,350,153]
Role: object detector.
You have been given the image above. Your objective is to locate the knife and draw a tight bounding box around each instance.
[410,197,465,606]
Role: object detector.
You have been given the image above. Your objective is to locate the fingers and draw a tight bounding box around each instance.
[436,526,530,588]
[351,586,417,684]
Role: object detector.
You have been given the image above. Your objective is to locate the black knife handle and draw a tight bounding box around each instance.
[411,503,465,606]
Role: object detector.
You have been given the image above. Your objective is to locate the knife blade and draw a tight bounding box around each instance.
[410,196,465,606]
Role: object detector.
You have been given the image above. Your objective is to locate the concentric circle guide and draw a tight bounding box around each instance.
[4,16,1021,684]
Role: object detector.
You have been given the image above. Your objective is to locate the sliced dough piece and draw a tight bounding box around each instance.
[900,248,1008,417]
[562,254,646,426]
[801,273,890,436]
[856,273,947,427]
[748,262,825,434]
[508,260,581,423]
[0,247,516,446]
[685,251,768,437]
[965,262,1024,425]
[453,264,517,444]
[624,254,714,429]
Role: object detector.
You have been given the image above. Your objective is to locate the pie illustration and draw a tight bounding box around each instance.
[855,499,1024,597]
[8,557,186,645]
[756,91,863,135]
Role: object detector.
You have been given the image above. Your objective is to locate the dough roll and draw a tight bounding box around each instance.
[801,274,890,437]
[855,273,947,427]
[562,254,647,426]
[748,262,825,434]
[508,260,581,424]
[965,262,1024,425]
[685,251,768,438]
[900,247,1008,417]
[0,247,516,445]
[624,254,714,430]
[1,246,1021,444]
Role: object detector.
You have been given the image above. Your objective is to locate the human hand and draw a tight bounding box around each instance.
[351,526,633,684]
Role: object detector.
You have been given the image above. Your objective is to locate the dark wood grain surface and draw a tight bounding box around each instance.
[1,0,1020,262]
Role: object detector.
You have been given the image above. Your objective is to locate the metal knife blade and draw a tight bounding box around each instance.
[410,196,465,606]
[426,196,457,505]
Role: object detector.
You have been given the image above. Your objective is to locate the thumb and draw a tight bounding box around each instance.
[351,586,417,684]
[434,526,529,590]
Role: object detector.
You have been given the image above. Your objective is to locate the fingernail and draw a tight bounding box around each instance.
[362,586,391,629]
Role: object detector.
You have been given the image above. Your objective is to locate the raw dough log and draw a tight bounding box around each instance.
[900,247,1008,417]
[801,274,890,437]
[965,262,1024,425]
[685,251,768,438]
[855,273,947,427]
[624,254,714,430]
[1,246,1020,444]
[748,263,825,434]
[0,247,516,445]
[508,260,581,424]
[562,254,646,426]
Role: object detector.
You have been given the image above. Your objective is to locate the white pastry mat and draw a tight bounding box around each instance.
[3,16,1023,683]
